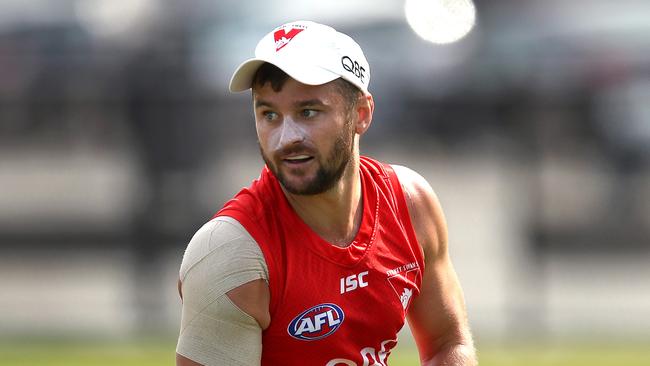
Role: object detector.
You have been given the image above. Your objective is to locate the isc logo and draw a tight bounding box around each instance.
[340,271,369,294]
[287,303,345,341]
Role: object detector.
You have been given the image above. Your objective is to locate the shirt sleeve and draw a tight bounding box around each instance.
[176,216,268,366]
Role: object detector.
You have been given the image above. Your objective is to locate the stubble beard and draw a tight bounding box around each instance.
[260,122,355,196]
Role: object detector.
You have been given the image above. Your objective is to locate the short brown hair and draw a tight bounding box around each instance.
[252,63,361,115]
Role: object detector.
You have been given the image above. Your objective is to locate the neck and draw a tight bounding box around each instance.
[282,154,363,248]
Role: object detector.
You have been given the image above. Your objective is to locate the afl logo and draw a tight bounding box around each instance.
[287,303,345,341]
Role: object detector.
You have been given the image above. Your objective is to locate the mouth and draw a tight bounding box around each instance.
[282,154,314,166]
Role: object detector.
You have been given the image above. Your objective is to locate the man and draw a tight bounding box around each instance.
[176,20,476,366]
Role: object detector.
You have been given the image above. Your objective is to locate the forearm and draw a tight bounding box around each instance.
[421,342,477,366]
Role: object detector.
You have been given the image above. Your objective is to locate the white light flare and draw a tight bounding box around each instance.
[405,0,477,45]
[75,0,157,40]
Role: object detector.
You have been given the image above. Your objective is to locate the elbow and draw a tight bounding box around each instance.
[421,339,477,366]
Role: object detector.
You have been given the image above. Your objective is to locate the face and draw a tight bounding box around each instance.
[253,78,356,195]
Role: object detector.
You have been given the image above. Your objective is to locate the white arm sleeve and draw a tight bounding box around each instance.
[176,216,268,366]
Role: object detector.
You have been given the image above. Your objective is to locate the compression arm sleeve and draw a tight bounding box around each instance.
[176,216,268,366]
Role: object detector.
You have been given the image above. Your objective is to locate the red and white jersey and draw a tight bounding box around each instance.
[215,156,424,366]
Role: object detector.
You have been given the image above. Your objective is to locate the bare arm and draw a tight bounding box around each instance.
[177,352,204,366]
[392,165,477,366]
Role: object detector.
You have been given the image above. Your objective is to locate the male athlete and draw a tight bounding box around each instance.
[176,20,476,366]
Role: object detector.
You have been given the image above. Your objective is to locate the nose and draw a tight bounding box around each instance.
[276,117,305,149]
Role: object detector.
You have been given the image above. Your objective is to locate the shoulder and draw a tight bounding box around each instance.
[390,164,449,260]
[179,216,268,292]
[389,164,436,201]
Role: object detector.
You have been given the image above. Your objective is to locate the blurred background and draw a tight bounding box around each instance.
[1,0,649,365]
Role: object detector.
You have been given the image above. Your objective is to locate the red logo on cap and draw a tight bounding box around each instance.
[274,27,305,51]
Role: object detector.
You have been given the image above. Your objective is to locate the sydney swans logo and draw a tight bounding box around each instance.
[386,262,420,311]
[274,26,305,51]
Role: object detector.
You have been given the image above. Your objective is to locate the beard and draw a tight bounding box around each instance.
[260,122,355,196]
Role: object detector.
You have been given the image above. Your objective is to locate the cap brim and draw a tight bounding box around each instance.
[229,57,340,93]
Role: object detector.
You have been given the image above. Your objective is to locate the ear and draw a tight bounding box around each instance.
[354,94,374,135]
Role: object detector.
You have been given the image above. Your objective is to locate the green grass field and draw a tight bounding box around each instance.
[1,339,649,365]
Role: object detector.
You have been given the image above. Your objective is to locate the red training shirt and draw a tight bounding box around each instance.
[216,156,425,366]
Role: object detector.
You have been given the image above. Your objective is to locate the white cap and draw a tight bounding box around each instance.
[229,20,370,95]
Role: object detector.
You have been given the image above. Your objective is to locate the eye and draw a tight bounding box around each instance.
[262,111,279,122]
[301,109,318,118]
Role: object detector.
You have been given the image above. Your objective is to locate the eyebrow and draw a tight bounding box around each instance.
[254,100,274,109]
